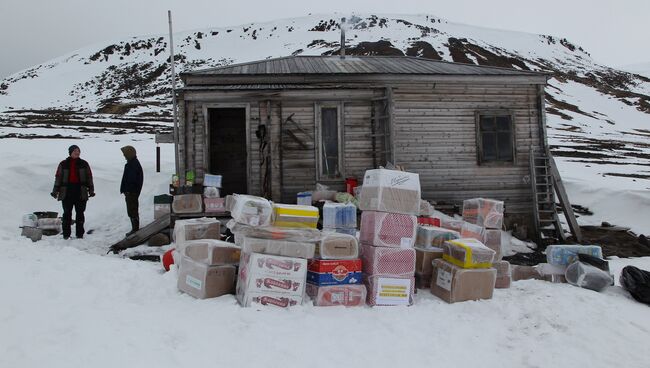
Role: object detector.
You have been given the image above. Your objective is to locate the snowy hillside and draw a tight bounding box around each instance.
[1,13,649,232]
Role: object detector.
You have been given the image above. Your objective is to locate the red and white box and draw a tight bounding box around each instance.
[236,252,307,307]
[238,252,307,279]
[365,275,415,306]
[360,243,416,277]
[360,211,417,248]
[306,284,367,307]
[308,259,362,273]
[242,293,303,308]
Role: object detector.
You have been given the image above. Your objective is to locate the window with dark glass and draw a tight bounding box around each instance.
[478,114,514,163]
[320,107,340,177]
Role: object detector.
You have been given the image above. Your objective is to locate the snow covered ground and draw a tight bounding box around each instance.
[0,134,649,368]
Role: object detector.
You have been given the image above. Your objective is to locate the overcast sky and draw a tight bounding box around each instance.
[1,0,648,79]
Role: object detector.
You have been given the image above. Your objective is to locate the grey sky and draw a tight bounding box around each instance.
[1,0,648,79]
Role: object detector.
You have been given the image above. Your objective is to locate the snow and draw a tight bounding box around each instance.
[0,135,649,368]
[1,13,650,366]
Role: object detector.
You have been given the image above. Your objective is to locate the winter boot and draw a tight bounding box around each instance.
[126,217,140,237]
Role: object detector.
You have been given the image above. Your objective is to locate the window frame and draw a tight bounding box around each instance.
[315,102,345,181]
[475,110,516,166]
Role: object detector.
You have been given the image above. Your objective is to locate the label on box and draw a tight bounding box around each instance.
[400,237,412,248]
[307,259,362,273]
[375,277,411,305]
[436,270,452,291]
[307,271,362,286]
[186,275,203,290]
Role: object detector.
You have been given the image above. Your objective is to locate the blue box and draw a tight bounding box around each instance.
[307,271,363,286]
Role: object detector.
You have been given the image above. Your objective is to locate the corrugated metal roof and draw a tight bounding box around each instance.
[184,55,542,76]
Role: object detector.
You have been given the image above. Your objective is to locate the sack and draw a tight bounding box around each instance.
[620,266,650,305]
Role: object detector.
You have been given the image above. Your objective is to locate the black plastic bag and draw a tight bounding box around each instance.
[620,266,650,305]
[578,253,610,272]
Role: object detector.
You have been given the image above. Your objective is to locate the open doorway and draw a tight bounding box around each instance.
[207,107,248,196]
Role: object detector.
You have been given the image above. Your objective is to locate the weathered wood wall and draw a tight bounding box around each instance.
[178,81,542,218]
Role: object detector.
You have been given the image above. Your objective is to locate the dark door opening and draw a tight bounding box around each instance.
[208,108,247,196]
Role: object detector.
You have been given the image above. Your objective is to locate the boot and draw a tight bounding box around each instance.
[125,217,140,237]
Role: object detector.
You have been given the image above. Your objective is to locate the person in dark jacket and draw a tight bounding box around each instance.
[51,145,95,239]
[120,145,144,236]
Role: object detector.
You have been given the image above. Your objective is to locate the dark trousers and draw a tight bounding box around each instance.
[62,185,86,238]
[125,192,139,219]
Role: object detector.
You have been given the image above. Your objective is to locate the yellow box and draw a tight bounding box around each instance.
[442,238,496,269]
[272,204,319,229]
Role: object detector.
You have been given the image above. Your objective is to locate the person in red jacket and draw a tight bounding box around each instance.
[51,145,95,239]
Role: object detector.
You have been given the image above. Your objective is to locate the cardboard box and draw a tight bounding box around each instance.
[360,243,416,277]
[365,275,415,306]
[307,271,363,286]
[415,225,460,248]
[462,198,504,229]
[493,260,511,289]
[306,284,367,307]
[204,198,226,213]
[430,259,496,303]
[177,258,236,299]
[173,217,221,244]
[236,252,307,307]
[241,293,303,308]
[182,240,240,265]
[238,252,307,279]
[358,169,421,215]
[272,204,319,229]
[483,229,502,261]
[317,233,359,259]
[511,265,544,281]
[442,238,496,269]
[415,246,443,275]
[308,259,362,273]
[172,194,203,214]
[460,222,486,242]
[230,194,273,227]
[360,211,417,248]
[237,236,315,259]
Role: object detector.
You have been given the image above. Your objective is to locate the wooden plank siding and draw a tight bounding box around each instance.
[391,82,541,214]
[178,81,543,218]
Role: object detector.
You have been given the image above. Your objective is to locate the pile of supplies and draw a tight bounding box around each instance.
[170,173,225,215]
[229,195,319,308]
[20,211,62,242]
[358,169,420,306]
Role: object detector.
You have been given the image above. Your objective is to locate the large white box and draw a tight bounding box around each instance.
[358,169,421,215]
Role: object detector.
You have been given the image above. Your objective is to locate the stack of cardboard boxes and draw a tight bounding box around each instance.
[430,238,497,303]
[230,196,319,308]
[414,225,460,289]
[173,217,241,299]
[358,169,420,306]
[461,198,510,289]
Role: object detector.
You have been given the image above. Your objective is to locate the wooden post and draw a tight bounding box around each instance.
[156,145,161,172]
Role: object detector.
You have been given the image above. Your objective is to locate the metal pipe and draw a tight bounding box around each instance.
[168,10,180,176]
[340,17,346,59]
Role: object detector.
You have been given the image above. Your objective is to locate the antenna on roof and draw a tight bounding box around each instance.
[340,17,346,59]
[168,10,180,176]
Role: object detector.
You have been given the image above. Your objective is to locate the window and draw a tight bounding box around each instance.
[318,105,343,179]
[477,113,514,164]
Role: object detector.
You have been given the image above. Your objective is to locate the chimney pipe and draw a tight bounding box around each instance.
[340,17,346,59]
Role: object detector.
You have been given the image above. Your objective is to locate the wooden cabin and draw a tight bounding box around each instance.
[177,55,551,234]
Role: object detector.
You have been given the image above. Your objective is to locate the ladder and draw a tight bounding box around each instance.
[370,87,393,168]
[530,148,583,243]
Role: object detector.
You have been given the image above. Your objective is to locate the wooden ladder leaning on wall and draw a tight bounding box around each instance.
[530,147,583,244]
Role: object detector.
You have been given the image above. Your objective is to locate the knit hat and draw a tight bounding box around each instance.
[68,145,80,155]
